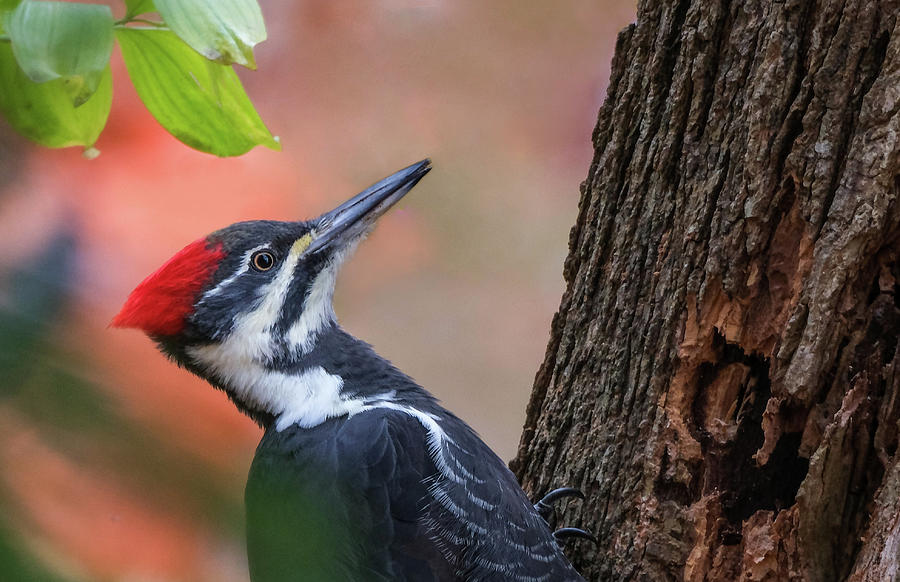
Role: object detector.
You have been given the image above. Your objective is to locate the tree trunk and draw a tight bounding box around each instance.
[511,0,900,580]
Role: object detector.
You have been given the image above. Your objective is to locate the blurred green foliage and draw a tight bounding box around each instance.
[0,227,245,581]
[0,0,278,157]
[0,513,74,582]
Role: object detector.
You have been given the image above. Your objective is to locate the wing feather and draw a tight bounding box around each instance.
[246,407,583,582]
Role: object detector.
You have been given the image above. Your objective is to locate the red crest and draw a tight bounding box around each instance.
[112,238,225,336]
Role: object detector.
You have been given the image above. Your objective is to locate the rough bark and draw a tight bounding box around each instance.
[511,0,900,580]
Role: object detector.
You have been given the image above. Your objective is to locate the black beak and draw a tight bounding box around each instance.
[306,159,432,255]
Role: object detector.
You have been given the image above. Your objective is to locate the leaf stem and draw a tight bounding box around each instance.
[114,17,165,27]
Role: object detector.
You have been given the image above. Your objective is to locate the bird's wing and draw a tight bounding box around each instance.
[246,410,455,582]
[337,407,460,580]
[246,407,583,582]
[394,409,585,582]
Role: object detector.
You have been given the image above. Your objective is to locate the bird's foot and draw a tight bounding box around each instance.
[553,527,598,545]
[533,487,598,545]
[533,487,584,522]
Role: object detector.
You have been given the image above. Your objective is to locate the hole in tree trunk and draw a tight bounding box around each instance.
[694,329,810,527]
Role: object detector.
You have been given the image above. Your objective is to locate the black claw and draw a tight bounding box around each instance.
[534,487,585,521]
[553,527,598,545]
[538,487,585,505]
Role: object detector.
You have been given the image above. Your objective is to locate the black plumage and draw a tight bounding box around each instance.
[246,327,584,581]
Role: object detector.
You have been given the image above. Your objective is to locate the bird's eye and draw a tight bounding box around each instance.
[251,250,276,272]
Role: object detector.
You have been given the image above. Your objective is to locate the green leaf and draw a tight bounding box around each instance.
[125,0,156,18]
[154,0,266,69]
[0,0,18,34]
[0,43,111,149]
[117,28,279,157]
[6,1,114,106]
[0,0,20,35]
[0,0,22,14]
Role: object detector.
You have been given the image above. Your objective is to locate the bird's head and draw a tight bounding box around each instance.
[112,160,431,379]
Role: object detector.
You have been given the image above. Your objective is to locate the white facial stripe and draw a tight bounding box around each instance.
[199,237,306,362]
[198,244,268,303]
[202,233,343,358]
[284,241,361,354]
[285,259,338,354]
[235,240,306,360]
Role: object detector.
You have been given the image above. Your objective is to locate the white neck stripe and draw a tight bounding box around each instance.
[285,259,338,354]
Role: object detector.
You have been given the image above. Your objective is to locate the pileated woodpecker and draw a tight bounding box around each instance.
[113,160,590,581]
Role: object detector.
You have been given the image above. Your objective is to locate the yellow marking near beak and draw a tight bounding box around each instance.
[290,233,313,257]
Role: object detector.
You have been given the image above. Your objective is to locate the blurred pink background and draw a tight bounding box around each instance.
[0,1,635,580]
